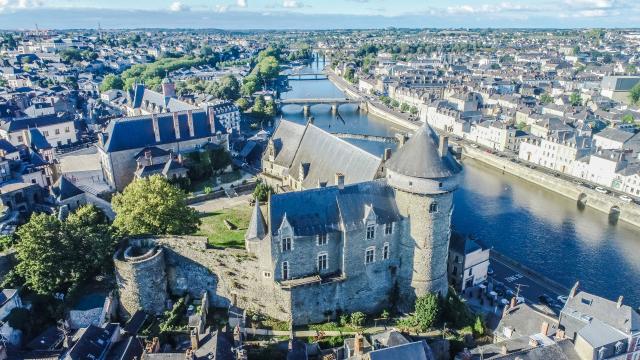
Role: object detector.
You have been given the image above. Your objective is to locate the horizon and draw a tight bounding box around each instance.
[0,0,639,30]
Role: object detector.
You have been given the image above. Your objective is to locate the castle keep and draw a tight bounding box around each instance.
[114,125,462,325]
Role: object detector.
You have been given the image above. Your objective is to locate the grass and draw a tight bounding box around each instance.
[196,204,253,248]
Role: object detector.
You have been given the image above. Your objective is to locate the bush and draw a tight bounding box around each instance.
[350,312,365,328]
[473,315,485,336]
[253,181,274,202]
[414,293,440,331]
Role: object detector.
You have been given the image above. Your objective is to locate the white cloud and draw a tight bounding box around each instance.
[283,0,302,8]
[0,0,42,11]
[214,4,229,12]
[169,1,189,12]
[237,0,247,7]
[564,0,615,9]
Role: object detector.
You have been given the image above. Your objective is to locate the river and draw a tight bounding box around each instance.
[277,55,640,308]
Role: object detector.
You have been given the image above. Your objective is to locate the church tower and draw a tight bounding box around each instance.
[385,125,462,311]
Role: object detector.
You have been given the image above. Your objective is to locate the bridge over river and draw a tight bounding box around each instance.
[278,97,366,115]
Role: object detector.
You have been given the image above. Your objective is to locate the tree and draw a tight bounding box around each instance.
[414,293,440,331]
[241,74,259,96]
[400,103,410,113]
[540,93,553,104]
[622,114,635,124]
[473,315,485,336]
[100,74,124,92]
[264,99,277,117]
[112,175,200,236]
[214,74,240,101]
[253,181,274,202]
[569,92,582,107]
[629,83,640,105]
[344,67,355,83]
[11,205,114,296]
[350,312,365,328]
[235,98,250,111]
[252,96,265,115]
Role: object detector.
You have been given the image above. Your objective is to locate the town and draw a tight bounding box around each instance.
[0,16,639,360]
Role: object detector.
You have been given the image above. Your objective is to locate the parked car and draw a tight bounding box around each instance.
[487,267,494,276]
[538,294,553,305]
[470,143,479,148]
[619,195,632,203]
[557,295,568,304]
[595,186,608,194]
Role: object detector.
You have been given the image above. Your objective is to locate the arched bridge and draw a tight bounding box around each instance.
[278,98,367,115]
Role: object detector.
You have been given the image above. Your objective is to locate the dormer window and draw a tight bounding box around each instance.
[317,233,327,246]
[615,341,625,354]
[282,237,292,252]
[366,225,375,240]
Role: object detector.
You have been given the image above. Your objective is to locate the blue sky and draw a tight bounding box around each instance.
[0,0,639,29]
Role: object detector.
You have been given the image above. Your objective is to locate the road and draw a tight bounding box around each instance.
[489,255,564,314]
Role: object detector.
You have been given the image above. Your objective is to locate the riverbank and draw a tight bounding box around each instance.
[463,145,640,228]
[324,68,420,131]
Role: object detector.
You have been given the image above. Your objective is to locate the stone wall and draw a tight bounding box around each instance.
[114,240,168,318]
[463,145,640,228]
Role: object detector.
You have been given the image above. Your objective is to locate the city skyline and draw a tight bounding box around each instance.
[0,0,639,29]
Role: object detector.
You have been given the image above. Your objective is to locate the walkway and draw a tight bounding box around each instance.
[190,194,252,213]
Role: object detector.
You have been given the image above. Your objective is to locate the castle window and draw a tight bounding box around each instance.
[282,237,292,252]
[429,202,438,213]
[366,225,375,240]
[55,128,60,135]
[317,233,327,246]
[317,252,328,271]
[282,262,289,280]
[384,223,393,235]
[383,243,389,260]
[263,271,272,278]
[365,247,375,264]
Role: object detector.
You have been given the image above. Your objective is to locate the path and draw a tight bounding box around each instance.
[190,194,252,213]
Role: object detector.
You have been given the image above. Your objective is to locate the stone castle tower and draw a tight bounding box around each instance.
[385,126,462,310]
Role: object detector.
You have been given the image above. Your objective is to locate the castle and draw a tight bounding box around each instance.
[113,124,462,325]
[246,124,462,323]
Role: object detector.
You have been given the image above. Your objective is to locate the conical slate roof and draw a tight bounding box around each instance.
[245,201,267,241]
[386,125,462,179]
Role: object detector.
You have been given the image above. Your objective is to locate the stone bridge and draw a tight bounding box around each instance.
[287,72,328,80]
[278,98,366,115]
[332,132,399,144]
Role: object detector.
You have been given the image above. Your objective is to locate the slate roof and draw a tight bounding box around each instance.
[369,340,434,360]
[577,318,627,348]
[245,201,267,241]
[601,76,640,92]
[0,113,75,132]
[101,109,223,153]
[562,290,640,335]
[496,303,559,341]
[593,127,635,144]
[0,139,18,154]
[134,146,170,159]
[268,119,306,167]
[28,128,51,150]
[269,179,400,236]
[65,324,117,360]
[52,176,84,201]
[131,85,197,113]
[385,125,461,179]
[288,123,382,188]
[0,289,18,307]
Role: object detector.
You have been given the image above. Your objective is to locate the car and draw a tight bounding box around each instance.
[454,137,462,141]
[619,195,633,203]
[470,143,479,148]
[572,180,583,186]
[595,186,608,194]
[557,295,568,304]
[487,267,494,276]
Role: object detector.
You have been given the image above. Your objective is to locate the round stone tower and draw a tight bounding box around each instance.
[385,125,462,311]
[114,238,168,319]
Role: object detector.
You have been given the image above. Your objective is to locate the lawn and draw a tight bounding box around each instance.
[196,204,253,248]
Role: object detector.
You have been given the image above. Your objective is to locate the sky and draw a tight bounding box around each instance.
[0,0,639,29]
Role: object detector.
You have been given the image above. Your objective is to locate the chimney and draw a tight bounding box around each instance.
[383,148,392,162]
[21,129,30,147]
[555,329,565,340]
[151,113,161,143]
[540,321,549,336]
[232,293,237,306]
[190,330,199,350]
[439,135,449,158]
[335,173,345,190]
[173,112,181,140]
[187,110,195,137]
[208,107,216,134]
[500,345,508,355]
[308,116,314,124]
[354,334,364,355]
[528,337,539,347]
[617,296,624,309]
[510,297,517,309]
[569,281,579,298]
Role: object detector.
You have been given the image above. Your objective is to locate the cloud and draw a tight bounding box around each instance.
[564,0,615,9]
[169,1,189,12]
[236,0,247,8]
[282,0,303,8]
[0,0,42,12]
[214,4,229,12]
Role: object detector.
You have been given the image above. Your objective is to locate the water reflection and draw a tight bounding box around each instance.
[455,159,640,307]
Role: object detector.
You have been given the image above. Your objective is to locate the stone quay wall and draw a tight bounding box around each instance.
[463,145,640,228]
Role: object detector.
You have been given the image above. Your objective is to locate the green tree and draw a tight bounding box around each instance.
[473,315,485,336]
[235,98,250,111]
[65,205,115,275]
[540,93,553,104]
[264,99,277,117]
[252,96,265,115]
[569,92,583,106]
[214,74,240,101]
[344,67,355,83]
[629,83,640,105]
[253,181,274,202]
[257,56,280,81]
[241,74,259,96]
[626,64,637,74]
[414,293,440,331]
[622,114,635,124]
[100,74,124,92]
[350,312,365,328]
[59,48,83,63]
[112,175,200,236]
[400,103,410,113]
